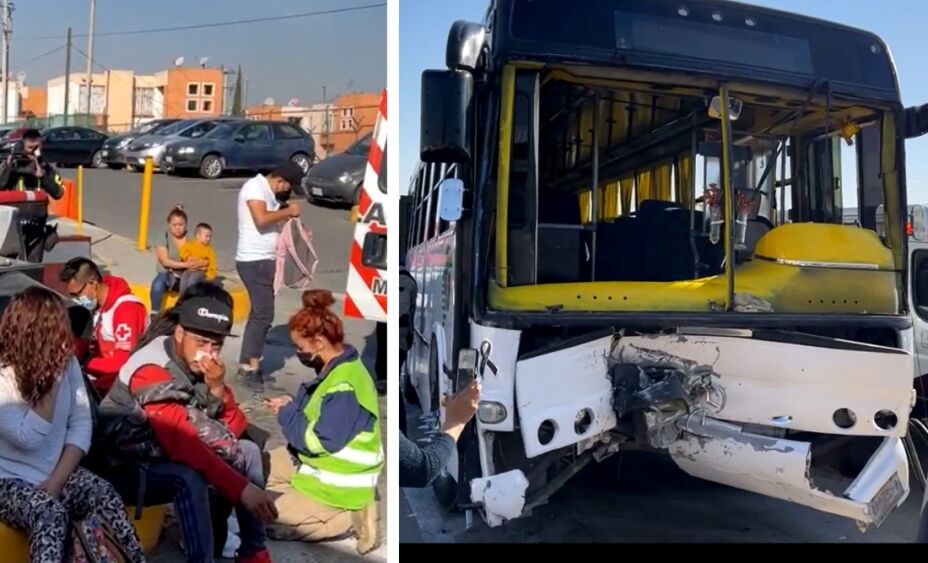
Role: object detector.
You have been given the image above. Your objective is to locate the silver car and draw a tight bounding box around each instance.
[122,118,227,169]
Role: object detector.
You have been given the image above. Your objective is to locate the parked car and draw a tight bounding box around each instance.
[301,132,371,205]
[39,126,109,168]
[162,120,315,179]
[101,119,180,169]
[122,118,230,170]
[0,128,33,151]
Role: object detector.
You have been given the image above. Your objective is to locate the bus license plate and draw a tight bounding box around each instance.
[869,472,905,527]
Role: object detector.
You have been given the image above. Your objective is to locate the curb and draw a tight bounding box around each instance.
[130,281,252,324]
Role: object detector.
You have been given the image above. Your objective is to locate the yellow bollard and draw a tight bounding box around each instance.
[76,165,84,234]
[350,204,360,223]
[137,157,153,250]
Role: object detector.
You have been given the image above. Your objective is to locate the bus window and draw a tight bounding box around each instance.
[497,70,887,288]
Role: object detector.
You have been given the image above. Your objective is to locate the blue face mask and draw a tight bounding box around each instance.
[73,295,97,311]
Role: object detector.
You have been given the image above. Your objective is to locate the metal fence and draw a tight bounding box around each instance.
[6,113,103,131]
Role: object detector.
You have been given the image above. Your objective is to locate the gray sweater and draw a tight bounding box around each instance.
[0,357,92,484]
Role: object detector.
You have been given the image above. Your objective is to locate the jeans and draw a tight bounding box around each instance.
[151,270,206,312]
[236,260,276,367]
[106,461,216,563]
[105,442,267,562]
[150,271,172,313]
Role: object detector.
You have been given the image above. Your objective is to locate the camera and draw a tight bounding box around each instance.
[7,140,34,169]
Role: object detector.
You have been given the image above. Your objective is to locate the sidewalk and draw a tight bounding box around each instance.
[53,218,387,562]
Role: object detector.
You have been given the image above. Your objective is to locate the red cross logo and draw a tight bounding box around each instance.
[115,323,132,342]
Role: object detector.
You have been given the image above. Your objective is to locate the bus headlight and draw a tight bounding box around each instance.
[478,401,507,424]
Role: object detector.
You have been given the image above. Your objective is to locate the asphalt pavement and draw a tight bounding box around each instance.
[58,167,355,294]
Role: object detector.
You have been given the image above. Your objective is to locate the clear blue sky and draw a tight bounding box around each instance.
[399,0,928,204]
[15,0,385,107]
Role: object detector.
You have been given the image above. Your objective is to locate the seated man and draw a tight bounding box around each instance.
[60,257,148,395]
[98,292,277,563]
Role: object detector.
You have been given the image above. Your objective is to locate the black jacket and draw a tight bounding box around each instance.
[0,157,63,199]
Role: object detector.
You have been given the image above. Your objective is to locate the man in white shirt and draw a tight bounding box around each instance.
[235,162,304,389]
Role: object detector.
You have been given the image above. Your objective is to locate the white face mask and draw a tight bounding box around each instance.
[73,295,97,311]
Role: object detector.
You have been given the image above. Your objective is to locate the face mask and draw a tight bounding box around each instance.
[297,351,325,373]
[73,295,97,311]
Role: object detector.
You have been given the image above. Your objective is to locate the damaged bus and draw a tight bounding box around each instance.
[404,0,928,530]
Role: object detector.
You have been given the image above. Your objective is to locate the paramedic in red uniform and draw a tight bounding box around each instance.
[60,257,148,395]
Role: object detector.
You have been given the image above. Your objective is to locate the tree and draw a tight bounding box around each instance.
[232,66,243,115]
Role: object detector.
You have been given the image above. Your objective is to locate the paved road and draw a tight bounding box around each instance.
[401,401,923,544]
[59,168,355,293]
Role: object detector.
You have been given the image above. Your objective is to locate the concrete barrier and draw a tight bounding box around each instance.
[130,277,251,323]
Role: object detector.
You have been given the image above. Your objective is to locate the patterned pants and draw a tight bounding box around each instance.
[0,467,145,563]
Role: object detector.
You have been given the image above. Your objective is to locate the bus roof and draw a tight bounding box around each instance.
[489,0,899,102]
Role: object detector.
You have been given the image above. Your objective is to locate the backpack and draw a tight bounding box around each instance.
[273,218,318,296]
[69,513,131,563]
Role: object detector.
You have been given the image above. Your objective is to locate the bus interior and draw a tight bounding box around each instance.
[493,66,903,315]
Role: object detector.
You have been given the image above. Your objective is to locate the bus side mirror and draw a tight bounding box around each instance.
[446,20,487,72]
[438,178,466,222]
[913,205,928,242]
[420,69,473,163]
[905,104,928,139]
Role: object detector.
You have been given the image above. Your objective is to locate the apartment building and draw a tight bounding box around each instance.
[42,66,224,131]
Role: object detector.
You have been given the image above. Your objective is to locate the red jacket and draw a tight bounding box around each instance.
[130,365,250,501]
[86,275,147,394]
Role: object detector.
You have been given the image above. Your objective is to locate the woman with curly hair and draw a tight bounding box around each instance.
[0,286,145,562]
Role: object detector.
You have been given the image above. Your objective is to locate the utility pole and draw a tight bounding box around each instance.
[1,0,10,125]
[63,27,71,125]
[322,85,330,154]
[243,77,248,111]
[84,0,95,119]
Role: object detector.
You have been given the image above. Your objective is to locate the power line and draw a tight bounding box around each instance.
[23,4,386,41]
[21,43,65,65]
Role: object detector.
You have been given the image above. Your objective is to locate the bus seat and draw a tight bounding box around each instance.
[638,201,696,281]
[595,217,645,281]
[508,229,536,285]
[538,226,584,283]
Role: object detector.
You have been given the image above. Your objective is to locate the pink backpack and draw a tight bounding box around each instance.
[274,218,318,296]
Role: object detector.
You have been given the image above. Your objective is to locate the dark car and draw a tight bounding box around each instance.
[162,120,315,180]
[302,133,371,205]
[100,119,180,170]
[39,126,109,168]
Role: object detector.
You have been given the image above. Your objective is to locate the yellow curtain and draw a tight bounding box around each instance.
[636,170,653,205]
[579,190,592,225]
[675,155,693,208]
[603,182,620,220]
[654,163,672,201]
[620,177,633,215]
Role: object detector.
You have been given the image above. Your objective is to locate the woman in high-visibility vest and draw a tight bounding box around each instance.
[264,289,382,555]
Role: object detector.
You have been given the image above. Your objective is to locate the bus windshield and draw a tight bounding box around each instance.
[486,66,901,315]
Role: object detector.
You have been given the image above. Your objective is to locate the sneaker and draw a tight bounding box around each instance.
[235,547,272,563]
[236,367,264,392]
[351,502,380,555]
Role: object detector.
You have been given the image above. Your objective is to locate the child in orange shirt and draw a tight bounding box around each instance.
[179,223,218,294]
